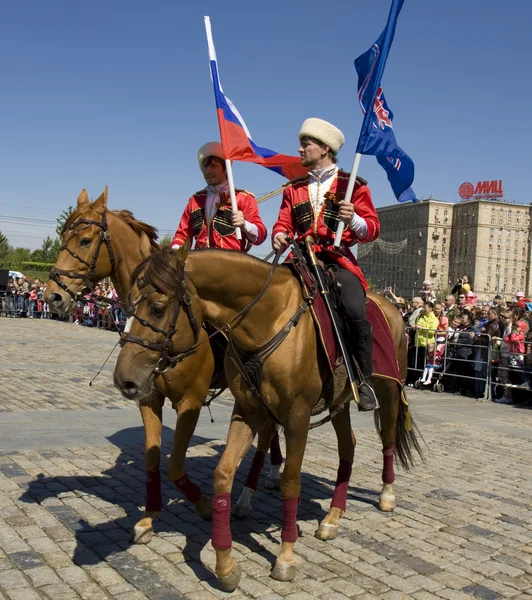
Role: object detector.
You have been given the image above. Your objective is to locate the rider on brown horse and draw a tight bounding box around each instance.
[171,141,267,251]
[272,118,380,411]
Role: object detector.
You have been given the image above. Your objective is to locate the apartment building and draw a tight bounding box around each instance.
[358,198,531,302]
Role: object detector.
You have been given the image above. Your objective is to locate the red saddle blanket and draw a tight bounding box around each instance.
[287,264,402,384]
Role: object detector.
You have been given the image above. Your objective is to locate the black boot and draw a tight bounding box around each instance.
[351,320,378,411]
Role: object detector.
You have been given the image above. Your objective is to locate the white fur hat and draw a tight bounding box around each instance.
[197,142,225,167]
[299,118,345,154]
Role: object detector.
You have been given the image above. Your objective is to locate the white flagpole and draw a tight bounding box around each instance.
[224,159,241,240]
[334,153,362,247]
[204,16,241,241]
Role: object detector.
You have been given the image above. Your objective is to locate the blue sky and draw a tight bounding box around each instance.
[1,0,530,253]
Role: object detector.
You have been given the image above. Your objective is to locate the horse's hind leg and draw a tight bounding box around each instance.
[265,427,283,489]
[315,406,355,541]
[131,390,164,544]
[167,394,211,519]
[376,379,399,512]
[234,420,277,519]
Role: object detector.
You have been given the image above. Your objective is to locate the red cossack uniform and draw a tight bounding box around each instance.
[272,169,380,290]
[171,189,267,251]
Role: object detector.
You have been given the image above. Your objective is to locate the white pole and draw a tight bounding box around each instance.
[334,152,362,247]
[225,159,242,240]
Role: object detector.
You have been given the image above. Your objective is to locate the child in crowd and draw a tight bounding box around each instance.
[418,340,444,386]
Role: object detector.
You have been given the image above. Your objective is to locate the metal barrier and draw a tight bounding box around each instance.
[404,326,531,401]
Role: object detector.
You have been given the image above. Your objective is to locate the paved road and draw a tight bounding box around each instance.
[1,318,531,599]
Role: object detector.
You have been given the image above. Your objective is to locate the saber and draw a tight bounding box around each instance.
[304,236,359,403]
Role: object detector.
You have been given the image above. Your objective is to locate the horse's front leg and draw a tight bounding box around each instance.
[131,390,164,544]
[213,403,261,592]
[271,406,310,582]
[166,395,211,519]
[234,420,278,519]
[315,404,356,540]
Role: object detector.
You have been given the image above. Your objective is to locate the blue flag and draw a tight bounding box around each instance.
[355,0,416,203]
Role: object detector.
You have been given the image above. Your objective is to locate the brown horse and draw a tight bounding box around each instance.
[114,246,422,591]
[44,188,282,544]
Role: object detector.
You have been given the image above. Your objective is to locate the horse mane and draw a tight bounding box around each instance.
[60,203,159,252]
[113,210,159,252]
[131,247,182,296]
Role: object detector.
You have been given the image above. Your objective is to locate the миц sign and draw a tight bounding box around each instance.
[459,180,503,200]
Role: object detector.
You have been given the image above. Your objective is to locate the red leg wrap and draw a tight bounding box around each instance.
[269,432,283,466]
[281,497,299,543]
[173,473,202,504]
[145,470,162,512]
[382,446,395,484]
[212,493,232,550]
[244,450,265,491]
[331,459,352,511]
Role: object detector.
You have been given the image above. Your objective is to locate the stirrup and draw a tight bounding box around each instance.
[357,382,379,412]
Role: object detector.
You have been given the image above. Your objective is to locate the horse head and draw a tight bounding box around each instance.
[45,187,113,313]
[45,187,157,314]
[114,244,202,402]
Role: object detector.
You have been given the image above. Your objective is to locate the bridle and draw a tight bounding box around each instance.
[120,265,200,374]
[49,211,116,300]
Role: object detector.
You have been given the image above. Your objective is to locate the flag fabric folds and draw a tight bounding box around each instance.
[205,17,307,180]
[354,0,416,203]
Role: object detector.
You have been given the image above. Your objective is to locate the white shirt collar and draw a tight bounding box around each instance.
[308,164,338,183]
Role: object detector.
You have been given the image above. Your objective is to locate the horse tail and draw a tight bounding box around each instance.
[394,396,425,471]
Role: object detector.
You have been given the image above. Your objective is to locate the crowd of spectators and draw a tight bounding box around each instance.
[3,271,532,405]
[0,275,125,331]
[384,275,532,405]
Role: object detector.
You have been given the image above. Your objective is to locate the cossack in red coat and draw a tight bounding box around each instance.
[272,170,380,290]
[171,189,267,251]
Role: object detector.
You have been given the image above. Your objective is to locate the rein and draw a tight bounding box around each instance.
[120,265,200,374]
[49,211,116,300]
[119,246,286,376]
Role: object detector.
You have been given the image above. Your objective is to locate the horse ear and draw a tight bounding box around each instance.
[77,189,89,206]
[139,232,152,260]
[93,185,108,212]
[179,236,191,260]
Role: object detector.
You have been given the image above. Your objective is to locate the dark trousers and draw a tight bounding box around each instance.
[330,267,367,322]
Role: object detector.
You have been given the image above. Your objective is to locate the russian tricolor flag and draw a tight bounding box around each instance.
[204,17,307,181]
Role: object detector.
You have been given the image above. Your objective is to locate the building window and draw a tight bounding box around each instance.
[488,266,492,273]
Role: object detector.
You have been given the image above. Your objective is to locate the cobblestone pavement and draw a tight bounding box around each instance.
[1,318,532,600]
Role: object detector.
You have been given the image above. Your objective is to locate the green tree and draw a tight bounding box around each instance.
[31,235,62,263]
[0,231,9,257]
[159,234,172,247]
[56,206,74,237]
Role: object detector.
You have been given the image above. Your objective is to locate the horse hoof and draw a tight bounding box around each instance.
[264,477,281,490]
[233,503,252,520]
[195,498,212,521]
[378,495,396,512]
[314,523,339,541]
[217,563,242,592]
[130,526,153,545]
[197,504,212,521]
[271,560,296,582]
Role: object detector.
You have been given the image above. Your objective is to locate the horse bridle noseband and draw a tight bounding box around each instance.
[49,211,116,300]
[120,266,200,374]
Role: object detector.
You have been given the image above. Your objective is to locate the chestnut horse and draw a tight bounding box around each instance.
[114,246,422,591]
[44,188,282,544]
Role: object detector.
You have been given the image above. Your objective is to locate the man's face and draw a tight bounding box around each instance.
[481,308,489,319]
[434,304,442,316]
[298,137,328,168]
[201,158,227,187]
[445,296,455,307]
[411,299,422,309]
